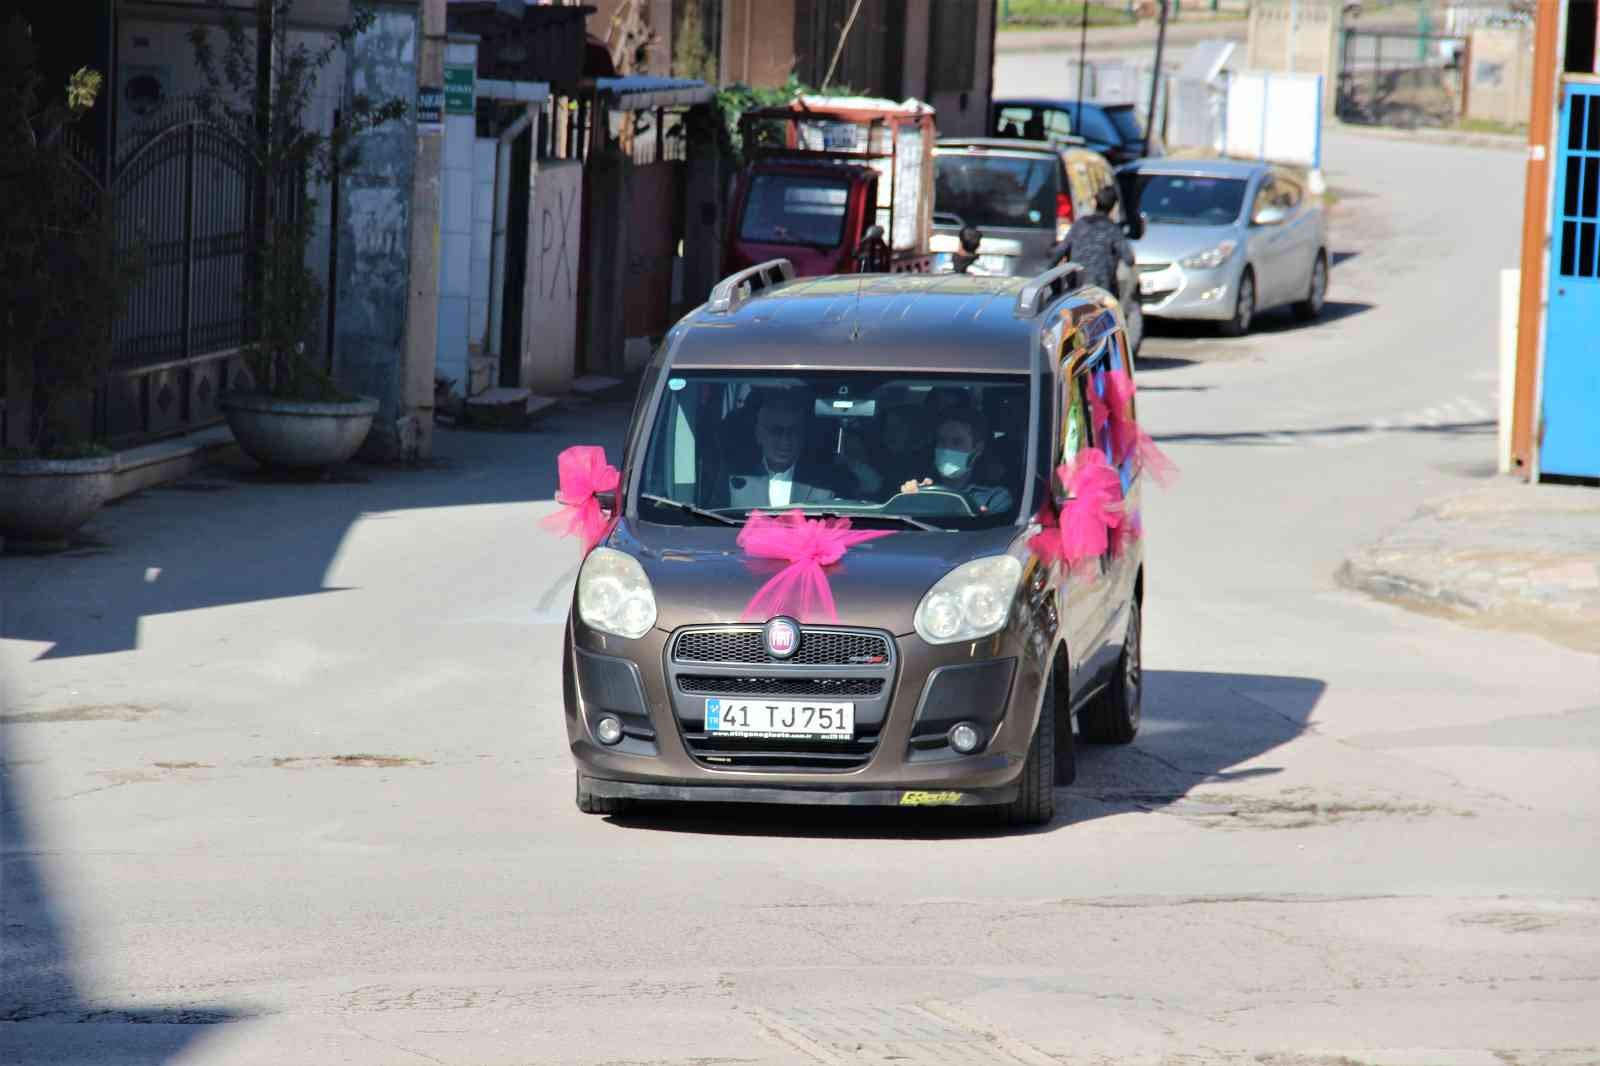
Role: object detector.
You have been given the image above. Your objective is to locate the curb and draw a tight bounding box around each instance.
[1330,121,1526,153]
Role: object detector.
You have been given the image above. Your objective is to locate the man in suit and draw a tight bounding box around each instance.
[726,391,839,510]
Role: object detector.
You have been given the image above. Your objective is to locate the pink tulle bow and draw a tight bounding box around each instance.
[737,510,894,623]
[1058,448,1127,562]
[542,445,620,556]
[1104,368,1177,487]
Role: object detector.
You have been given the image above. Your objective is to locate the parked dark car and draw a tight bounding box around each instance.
[931,138,1145,353]
[563,262,1148,826]
[992,98,1163,166]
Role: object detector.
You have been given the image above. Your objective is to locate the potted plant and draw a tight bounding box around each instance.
[188,0,404,471]
[0,17,133,548]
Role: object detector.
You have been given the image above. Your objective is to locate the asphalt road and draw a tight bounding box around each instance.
[4,70,1598,1066]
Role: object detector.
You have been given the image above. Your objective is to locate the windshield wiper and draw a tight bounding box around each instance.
[639,494,744,526]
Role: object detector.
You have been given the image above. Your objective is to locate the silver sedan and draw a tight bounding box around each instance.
[1122,158,1328,336]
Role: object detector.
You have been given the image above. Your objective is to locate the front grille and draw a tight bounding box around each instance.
[673,628,891,667]
[1137,261,1171,273]
[678,675,885,698]
[669,625,896,772]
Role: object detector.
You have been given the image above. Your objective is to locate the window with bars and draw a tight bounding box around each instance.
[1558,90,1600,281]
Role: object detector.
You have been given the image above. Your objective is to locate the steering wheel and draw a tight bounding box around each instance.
[885,487,975,517]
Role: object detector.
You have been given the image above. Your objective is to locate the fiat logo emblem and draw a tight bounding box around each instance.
[763,617,800,659]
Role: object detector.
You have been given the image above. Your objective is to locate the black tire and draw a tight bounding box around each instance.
[1003,671,1060,827]
[1079,601,1143,745]
[1220,269,1255,337]
[1294,250,1328,321]
[575,772,631,816]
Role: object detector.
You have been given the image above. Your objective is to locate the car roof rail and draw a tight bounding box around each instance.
[1015,261,1087,318]
[706,259,796,314]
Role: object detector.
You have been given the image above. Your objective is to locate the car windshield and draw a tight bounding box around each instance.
[1106,106,1144,145]
[934,153,1058,230]
[635,371,1031,531]
[738,173,851,248]
[1135,174,1248,225]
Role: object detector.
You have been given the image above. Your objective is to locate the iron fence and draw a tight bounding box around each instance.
[1338,29,1469,128]
[99,120,301,444]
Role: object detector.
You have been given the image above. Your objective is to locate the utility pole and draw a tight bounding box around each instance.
[1143,0,1169,157]
[403,0,447,460]
[1076,0,1089,116]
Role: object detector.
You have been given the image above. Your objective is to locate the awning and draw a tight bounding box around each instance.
[594,76,714,111]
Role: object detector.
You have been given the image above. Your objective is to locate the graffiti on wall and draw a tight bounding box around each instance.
[523,160,583,390]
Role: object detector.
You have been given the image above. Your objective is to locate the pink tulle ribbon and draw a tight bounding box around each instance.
[542,445,620,556]
[1104,369,1177,487]
[1029,448,1129,577]
[737,510,894,623]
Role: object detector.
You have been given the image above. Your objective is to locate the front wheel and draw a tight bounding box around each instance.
[1002,671,1060,827]
[1220,269,1255,337]
[1079,600,1143,745]
[1294,251,1328,321]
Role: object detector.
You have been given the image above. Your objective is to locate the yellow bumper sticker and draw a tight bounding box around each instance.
[899,790,965,807]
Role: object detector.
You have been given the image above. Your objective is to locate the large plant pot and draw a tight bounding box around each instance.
[0,455,116,548]
[220,392,379,471]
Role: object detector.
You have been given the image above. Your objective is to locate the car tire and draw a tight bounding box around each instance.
[1002,671,1059,827]
[1294,250,1328,321]
[575,772,632,816]
[1220,269,1255,337]
[1079,601,1143,745]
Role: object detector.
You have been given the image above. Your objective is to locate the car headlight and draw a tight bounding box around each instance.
[914,556,1024,645]
[577,547,657,639]
[1180,240,1237,270]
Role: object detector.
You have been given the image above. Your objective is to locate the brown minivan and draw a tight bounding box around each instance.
[563,261,1146,825]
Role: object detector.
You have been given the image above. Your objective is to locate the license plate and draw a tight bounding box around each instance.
[704,698,855,740]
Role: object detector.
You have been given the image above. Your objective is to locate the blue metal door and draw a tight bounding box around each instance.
[1543,85,1600,479]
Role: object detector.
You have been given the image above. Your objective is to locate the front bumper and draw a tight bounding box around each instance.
[563,620,1047,803]
[1136,259,1238,321]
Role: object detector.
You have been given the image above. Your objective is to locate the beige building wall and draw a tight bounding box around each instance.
[1247,0,1341,113]
[1467,26,1535,128]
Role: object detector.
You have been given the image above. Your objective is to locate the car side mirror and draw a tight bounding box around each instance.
[860,224,885,246]
[595,490,616,514]
[1253,205,1287,227]
[1123,213,1145,240]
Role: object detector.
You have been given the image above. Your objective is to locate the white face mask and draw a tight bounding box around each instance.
[935,448,970,479]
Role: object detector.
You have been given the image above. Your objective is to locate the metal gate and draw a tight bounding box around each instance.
[1541,83,1600,480]
[1337,29,1467,127]
[100,121,294,444]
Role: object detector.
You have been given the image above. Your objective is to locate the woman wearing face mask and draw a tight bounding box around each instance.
[901,406,1013,514]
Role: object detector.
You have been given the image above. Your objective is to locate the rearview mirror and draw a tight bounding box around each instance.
[1253,205,1287,227]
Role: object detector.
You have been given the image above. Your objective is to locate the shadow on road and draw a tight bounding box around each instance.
[1142,300,1375,343]
[0,403,635,660]
[0,712,247,1063]
[1155,418,1493,448]
[604,669,1325,840]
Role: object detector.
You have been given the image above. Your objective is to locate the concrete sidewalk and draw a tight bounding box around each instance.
[1340,481,1600,655]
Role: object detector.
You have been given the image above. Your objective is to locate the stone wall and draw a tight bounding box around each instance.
[333,4,419,459]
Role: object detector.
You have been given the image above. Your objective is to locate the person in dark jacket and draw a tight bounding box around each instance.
[1050,185,1134,295]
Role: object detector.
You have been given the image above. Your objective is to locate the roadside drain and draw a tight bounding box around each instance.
[754,1004,1053,1065]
